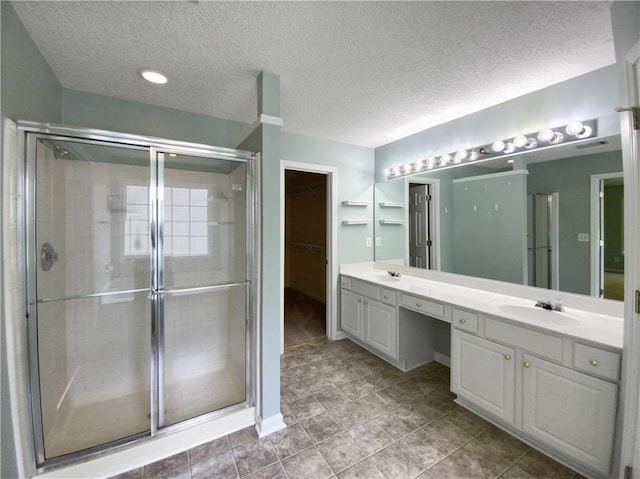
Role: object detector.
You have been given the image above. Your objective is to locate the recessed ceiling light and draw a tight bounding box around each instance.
[138,68,168,85]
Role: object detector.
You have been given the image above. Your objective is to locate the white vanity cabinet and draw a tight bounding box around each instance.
[363,299,397,358]
[340,289,364,339]
[522,354,618,475]
[452,330,515,425]
[452,317,620,477]
[340,276,398,359]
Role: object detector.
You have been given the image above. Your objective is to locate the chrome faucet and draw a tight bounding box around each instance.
[387,270,401,278]
[535,298,564,311]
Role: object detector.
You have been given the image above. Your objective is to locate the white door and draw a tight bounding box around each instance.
[363,299,397,358]
[340,290,363,339]
[621,38,640,477]
[409,184,432,268]
[522,355,617,475]
[451,330,515,424]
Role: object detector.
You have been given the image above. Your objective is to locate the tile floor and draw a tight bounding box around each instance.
[284,288,326,347]
[111,338,582,479]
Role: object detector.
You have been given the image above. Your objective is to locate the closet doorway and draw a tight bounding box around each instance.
[283,170,328,346]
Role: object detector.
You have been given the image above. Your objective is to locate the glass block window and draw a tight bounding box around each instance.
[125,185,208,256]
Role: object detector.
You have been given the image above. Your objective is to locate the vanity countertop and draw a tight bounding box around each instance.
[341,262,624,350]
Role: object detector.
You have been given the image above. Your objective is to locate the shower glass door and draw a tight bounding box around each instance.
[29,138,152,461]
[27,130,254,466]
[156,152,249,427]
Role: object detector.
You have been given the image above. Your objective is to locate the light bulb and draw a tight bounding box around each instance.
[455,150,468,162]
[469,151,479,161]
[385,168,395,177]
[492,140,506,152]
[513,135,528,148]
[565,121,585,136]
[427,158,436,169]
[524,138,537,149]
[566,121,592,138]
[504,143,516,154]
[398,165,406,174]
[409,162,417,172]
[549,132,564,144]
[479,147,491,155]
[537,129,556,142]
[440,153,452,165]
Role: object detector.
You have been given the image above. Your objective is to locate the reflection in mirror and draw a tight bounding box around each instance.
[374,136,624,301]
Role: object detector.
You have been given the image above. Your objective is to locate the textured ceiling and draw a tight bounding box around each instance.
[13,1,615,148]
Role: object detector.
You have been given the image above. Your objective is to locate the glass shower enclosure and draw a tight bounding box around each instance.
[23,123,257,467]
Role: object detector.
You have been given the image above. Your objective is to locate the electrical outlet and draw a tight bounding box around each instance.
[578,233,590,242]
[366,237,372,247]
[375,237,381,246]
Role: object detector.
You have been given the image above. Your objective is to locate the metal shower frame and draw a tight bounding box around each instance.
[19,121,260,470]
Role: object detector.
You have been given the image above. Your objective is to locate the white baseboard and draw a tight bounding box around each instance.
[255,413,286,438]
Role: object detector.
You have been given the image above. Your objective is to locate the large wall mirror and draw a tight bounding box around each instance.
[374,134,624,301]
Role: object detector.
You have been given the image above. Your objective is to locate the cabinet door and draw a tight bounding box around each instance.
[522,355,617,476]
[364,299,397,359]
[340,289,363,339]
[452,330,515,424]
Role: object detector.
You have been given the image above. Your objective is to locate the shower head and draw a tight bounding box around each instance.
[53,145,70,159]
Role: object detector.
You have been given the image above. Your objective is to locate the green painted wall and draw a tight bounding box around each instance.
[281,131,375,264]
[1,3,64,477]
[1,2,63,124]
[62,90,248,148]
[527,150,623,294]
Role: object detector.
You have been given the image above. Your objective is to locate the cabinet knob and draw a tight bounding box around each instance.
[589,359,599,367]
[416,302,422,307]
[504,354,511,360]
[383,295,389,299]
[523,361,531,368]
[458,318,466,324]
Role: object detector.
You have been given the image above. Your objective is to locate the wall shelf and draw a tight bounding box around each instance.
[342,200,372,207]
[378,202,405,208]
[342,220,373,225]
[378,219,405,225]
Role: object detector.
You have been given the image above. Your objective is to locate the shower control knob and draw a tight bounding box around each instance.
[40,242,58,272]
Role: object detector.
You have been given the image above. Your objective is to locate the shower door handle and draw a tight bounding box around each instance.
[40,242,58,271]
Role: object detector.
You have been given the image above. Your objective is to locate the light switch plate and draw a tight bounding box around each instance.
[366,237,372,247]
[375,237,381,246]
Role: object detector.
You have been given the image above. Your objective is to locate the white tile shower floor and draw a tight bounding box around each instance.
[45,365,245,459]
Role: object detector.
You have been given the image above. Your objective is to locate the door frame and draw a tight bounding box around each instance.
[404,177,440,270]
[279,161,338,354]
[620,38,640,477]
[590,172,624,298]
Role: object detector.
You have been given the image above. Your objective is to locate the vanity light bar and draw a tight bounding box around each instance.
[384,119,597,179]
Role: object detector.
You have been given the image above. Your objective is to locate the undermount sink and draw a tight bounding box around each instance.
[498,304,580,326]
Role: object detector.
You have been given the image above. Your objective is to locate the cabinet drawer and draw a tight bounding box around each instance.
[401,294,444,318]
[485,317,563,362]
[379,288,396,306]
[453,308,478,334]
[573,343,620,381]
[340,276,352,290]
[351,279,379,300]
